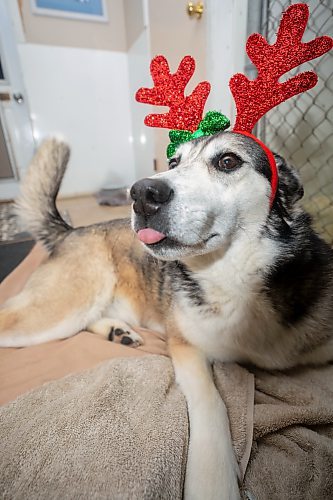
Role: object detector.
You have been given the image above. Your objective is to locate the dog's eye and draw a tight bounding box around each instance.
[168,157,180,170]
[217,153,242,171]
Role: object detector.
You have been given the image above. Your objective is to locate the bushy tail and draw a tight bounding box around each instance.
[16,137,72,252]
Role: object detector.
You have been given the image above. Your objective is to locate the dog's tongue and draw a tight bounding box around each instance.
[137,228,166,244]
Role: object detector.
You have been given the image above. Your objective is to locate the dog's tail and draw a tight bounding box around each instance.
[16,137,72,252]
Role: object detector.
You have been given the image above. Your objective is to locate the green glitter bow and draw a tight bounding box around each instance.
[166,111,230,158]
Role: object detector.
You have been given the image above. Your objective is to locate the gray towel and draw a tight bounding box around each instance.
[0,356,251,500]
[1,356,333,499]
[243,364,333,500]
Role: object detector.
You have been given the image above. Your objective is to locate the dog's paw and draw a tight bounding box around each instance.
[108,324,143,347]
[87,318,143,347]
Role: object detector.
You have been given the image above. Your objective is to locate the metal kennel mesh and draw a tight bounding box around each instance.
[257,0,333,244]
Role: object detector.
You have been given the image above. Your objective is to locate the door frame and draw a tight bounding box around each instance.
[0,0,35,201]
[206,0,249,123]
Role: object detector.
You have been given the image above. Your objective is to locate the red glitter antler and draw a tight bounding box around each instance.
[135,55,211,133]
[230,3,333,133]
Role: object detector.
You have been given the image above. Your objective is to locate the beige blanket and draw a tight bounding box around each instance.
[245,364,333,499]
[1,358,333,499]
[1,247,333,499]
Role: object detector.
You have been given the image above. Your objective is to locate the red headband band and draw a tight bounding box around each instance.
[233,131,279,208]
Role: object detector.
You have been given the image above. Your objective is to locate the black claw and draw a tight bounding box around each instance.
[108,327,114,341]
[114,328,125,336]
[121,336,134,346]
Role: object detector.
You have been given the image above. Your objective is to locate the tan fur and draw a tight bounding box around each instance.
[0,224,168,345]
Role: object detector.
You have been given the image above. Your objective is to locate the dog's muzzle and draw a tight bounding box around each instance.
[130,178,174,245]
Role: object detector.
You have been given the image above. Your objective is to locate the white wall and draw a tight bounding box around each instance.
[124,0,155,180]
[18,43,135,196]
[205,0,249,123]
[19,0,127,52]
[127,29,155,180]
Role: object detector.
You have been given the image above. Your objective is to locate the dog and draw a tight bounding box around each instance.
[1,133,333,499]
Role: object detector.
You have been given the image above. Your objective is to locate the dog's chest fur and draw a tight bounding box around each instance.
[168,236,284,365]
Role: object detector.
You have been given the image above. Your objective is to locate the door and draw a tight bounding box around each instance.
[0,1,35,200]
[148,0,207,172]
[148,0,249,172]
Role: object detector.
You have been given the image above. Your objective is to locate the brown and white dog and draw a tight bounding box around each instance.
[1,135,333,499]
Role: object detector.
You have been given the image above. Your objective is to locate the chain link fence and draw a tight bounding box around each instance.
[256,0,333,244]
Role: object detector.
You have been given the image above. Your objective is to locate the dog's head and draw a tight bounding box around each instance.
[130,131,303,260]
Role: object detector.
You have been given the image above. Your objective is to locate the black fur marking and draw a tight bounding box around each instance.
[169,261,205,307]
[108,328,114,341]
[265,217,333,326]
[114,328,125,336]
[156,261,170,305]
[256,151,333,327]
[121,336,133,346]
[264,200,295,242]
[40,213,72,254]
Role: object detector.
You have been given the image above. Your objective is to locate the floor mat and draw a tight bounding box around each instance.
[0,240,35,282]
[0,202,71,282]
[0,202,28,243]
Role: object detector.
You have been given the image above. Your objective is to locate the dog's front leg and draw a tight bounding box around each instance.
[168,336,240,500]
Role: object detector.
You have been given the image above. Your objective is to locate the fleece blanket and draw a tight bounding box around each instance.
[244,364,333,499]
[1,356,333,499]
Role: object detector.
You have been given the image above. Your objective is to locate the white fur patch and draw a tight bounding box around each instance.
[176,235,279,364]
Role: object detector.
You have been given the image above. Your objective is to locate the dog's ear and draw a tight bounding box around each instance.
[274,154,304,209]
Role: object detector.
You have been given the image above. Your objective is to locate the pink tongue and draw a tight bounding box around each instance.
[137,228,166,244]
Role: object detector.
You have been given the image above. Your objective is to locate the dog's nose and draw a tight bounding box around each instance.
[130,178,174,216]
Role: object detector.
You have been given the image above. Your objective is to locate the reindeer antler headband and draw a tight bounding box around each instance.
[136,3,333,207]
